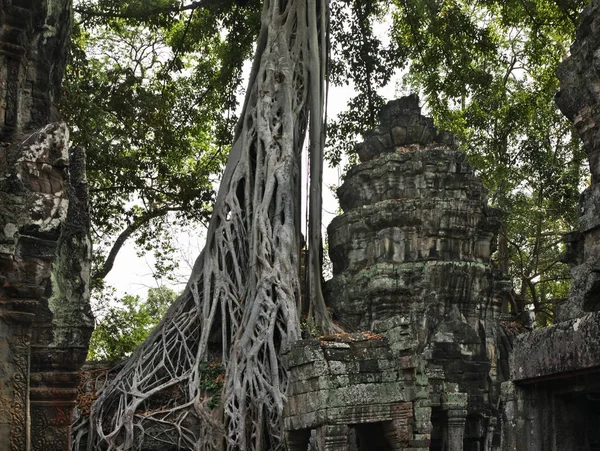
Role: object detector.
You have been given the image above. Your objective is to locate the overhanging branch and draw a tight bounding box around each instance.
[92,206,183,283]
[75,0,222,20]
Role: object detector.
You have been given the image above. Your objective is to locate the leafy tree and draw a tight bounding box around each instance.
[326,0,402,169]
[325,0,588,322]
[62,0,261,287]
[87,287,177,360]
[81,0,333,449]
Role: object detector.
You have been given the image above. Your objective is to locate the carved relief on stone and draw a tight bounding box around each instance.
[0,311,34,451]
[31,405,71,450]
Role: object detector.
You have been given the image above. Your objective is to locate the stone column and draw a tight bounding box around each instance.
[317,424,348,451]
[443,392,467,451]
[411,371,432,450]
[0,308,35,451]
[383,402,413,450]
[484,417,497,451]
[29,370,80,450]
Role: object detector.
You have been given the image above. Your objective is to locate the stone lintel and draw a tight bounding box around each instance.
[30,387,79,402]
[0,298,39,313]
[510,311,600,382]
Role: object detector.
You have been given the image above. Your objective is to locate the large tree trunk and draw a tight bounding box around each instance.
[83,0,333,449]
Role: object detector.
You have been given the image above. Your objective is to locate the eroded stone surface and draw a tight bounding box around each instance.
[0,2,93,450]
[555,0,600,322]
[0,0,72,139]
[510,312,600,382]
[326,99,503,335]
[285,98,513,451]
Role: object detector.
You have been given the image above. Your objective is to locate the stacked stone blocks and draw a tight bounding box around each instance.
[284,96,509,451]
[0,2,93,450]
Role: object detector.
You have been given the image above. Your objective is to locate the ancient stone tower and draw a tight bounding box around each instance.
[283,96,512,451]
[0,1,93,450]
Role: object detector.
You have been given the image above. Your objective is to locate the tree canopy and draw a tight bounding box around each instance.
[392,0,588,324]
[65,0,590,326]
[88,286,178,360]
[63,0,261,288]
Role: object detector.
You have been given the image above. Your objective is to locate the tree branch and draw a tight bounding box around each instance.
[92,206,184,283]
[74,0,222,20]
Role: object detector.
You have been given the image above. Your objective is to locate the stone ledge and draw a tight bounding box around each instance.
[510,311,600,382]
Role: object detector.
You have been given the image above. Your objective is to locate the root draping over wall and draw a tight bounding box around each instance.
[78,1,334,449]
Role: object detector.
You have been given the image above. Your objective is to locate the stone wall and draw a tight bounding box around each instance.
[510,312,600,382]
[0,1,93,450]
[555,0,600,322]
[283,333,420,450]
[0,0,72,139]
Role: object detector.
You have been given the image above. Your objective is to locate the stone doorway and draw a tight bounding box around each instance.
[348,423,393,451]
[429,407,447,451]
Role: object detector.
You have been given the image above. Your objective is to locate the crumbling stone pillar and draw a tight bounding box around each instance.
[290,96,510,451]
[1,124,93,451]
[443,391,468,451]
[0,1,93,450]
[412,371,432,449]
[317,424,348,451]
[500,382,518,451]
[384,402,414,449]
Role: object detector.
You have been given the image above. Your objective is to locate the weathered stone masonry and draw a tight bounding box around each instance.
[283,96,514,451]
[0,1,93,450]
[283,5,600,444]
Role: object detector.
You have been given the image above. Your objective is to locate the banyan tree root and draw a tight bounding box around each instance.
[77,1,335,449]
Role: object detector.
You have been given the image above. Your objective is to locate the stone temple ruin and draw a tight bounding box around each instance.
[3,0,600,450]
[283,95,514,451]
[0,1,93,450]
[282,0,600,448]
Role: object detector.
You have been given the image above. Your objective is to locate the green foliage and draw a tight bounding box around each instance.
[69,0,590,324]
[503,190,573,326]
[327,0,589,322]
[327,0,403,169]
[197,361,225,408]
[300,316,321,338]
[63,1,261,287]
[87,286,178,360]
